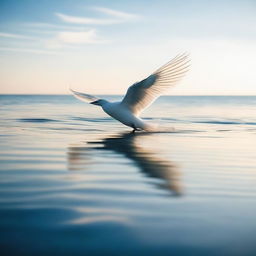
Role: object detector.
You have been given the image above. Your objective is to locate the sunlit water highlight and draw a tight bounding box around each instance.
[0,95,256,255]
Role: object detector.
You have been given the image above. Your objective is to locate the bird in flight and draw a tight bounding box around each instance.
[71,53,190,132]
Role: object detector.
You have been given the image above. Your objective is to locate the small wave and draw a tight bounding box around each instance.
[144,117,179,122]
[150,118,256,126]
[133,128,204,134]
[194,120,256,125]
[72,117,113,122]
[18,118,58,123]
[148,117,256,126]
[46,127,101,132]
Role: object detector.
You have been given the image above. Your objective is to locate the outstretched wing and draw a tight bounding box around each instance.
[70,89,99,103]
[121,53,190,116]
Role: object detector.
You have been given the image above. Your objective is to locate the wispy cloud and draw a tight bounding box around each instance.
[55,12,119,25]
[0,32,34,40]
[2,6,137,53]
[57,30,107,44]
[46,29,109,48]
[92,7,139,20]
[56,7,140,25]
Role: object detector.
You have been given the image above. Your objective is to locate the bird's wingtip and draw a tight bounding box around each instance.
[69,88,76,94]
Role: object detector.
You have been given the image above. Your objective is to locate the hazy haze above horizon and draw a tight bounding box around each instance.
[0,0,256,95]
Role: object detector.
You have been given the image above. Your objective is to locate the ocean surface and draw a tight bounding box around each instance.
[0,95,256,256]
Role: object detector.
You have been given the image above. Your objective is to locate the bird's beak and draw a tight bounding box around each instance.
[90,100,100,106]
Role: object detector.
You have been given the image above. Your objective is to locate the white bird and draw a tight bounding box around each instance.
[71,53,190,132]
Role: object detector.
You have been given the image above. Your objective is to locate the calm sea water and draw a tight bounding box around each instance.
[0,95,256,256]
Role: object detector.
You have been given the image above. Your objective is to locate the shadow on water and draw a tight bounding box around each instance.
[68,131,183,196]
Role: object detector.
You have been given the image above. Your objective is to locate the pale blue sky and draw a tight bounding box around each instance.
[0,0,256,95]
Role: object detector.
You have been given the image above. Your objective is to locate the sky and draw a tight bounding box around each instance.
[0,0,256,95]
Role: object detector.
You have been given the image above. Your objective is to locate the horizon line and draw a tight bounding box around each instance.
[1,94,256,97]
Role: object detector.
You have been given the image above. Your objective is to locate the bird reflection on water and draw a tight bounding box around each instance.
[68,132,183,196]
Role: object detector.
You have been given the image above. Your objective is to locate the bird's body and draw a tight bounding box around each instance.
[71,53,190,131]
[102,101,150,131]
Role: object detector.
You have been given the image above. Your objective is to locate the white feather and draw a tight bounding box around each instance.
[70,89,99,103]
[121,53,190,116]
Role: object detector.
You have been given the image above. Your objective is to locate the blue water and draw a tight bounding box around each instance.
[0,95,256,255]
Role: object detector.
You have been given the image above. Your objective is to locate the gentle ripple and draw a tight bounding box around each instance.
[0,95,256,256]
